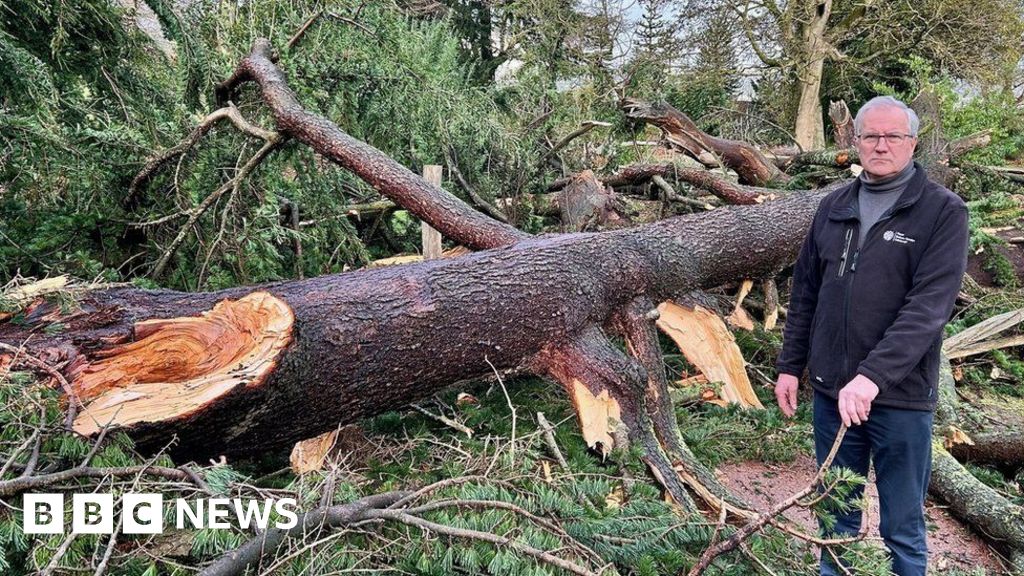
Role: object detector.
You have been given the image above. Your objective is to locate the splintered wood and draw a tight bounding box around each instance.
[656,301,764,409]
[0,276,70,322]
[71,291,294,436]
[290,428,340,474]
[942,308,1024,359]
[725,279,755,331]
[568,379,622,456]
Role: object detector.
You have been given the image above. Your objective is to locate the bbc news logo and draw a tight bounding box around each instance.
[22,493,299,534]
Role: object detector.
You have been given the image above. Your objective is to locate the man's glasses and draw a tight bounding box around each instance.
[856,133,914,145]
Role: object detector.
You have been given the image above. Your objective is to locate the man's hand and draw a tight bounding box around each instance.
[838,374,879,426]
[774,373,799,417]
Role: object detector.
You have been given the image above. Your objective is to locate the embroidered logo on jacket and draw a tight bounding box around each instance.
[882,230,916,244]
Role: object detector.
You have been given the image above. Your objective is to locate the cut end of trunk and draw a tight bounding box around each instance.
[70,291,293,436]
[567,378,622,456]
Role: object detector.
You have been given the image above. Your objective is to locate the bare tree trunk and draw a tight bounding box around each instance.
[793,1,831,151]
[794,59,826,151]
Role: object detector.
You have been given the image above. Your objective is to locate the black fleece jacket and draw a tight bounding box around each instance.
[776,162,969,411]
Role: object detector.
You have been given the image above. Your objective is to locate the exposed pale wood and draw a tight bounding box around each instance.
[762,279,779,331]
[71,292,294,436]
[421,165,444,259]
[290,428,340,474]
[944,334,1024,359]
[367,246,471,268]
[1,276,68,308]
[655,302,764,409]
[942,308,1024,358]
[940,424,975,450]
[567,378,622,456]
[828,100,854,148]
[726,279,755,331]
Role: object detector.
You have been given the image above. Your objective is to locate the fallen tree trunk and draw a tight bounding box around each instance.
[948,431,1024,468]
[930,445,1024,571]
[0,40,830,520]
[0,187,824,458]
[932,355,1024,570]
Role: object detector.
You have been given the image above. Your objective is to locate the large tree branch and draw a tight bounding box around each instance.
[216,39,528,250]
[622,99,791,188]
[126,103,278,206]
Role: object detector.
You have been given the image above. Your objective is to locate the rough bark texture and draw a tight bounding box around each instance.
[948,431,1024,467]
[930,445,1024,571]
[621,99,791,188]
[933,355,1024,569]
[216,39,527,251]
[0,187,826,458]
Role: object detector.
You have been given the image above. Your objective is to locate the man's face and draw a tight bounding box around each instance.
[855,106,917,179]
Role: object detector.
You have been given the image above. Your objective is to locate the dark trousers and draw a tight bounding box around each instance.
[813,391,933,576]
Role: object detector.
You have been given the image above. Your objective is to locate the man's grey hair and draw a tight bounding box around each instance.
[854,96,920,137]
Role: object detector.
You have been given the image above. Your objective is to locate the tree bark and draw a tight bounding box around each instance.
[948,431,1024,468]
[792,0,832,151]
[0,39,834,519]
[794,58,826,151]
[0,186,825,458]
[932,354,1024,569]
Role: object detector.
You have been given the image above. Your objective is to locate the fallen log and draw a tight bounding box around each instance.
[932,354,1024,570]
[0,184,825,483]
[0,39,830,519]
[948,431,1024,468]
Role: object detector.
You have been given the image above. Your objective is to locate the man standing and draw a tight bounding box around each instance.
[774,96,969,576]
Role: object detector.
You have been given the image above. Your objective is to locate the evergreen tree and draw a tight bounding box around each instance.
[634,0,675,62]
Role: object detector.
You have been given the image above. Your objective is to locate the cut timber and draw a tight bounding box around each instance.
[942,308,1024,359]
[421,165,444,259]
[70,292,293,436]
[655,302,764,409]
[567,378,623,456]
[290,428,340,474]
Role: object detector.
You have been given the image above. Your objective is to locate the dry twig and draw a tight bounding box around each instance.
[685,426,866,575]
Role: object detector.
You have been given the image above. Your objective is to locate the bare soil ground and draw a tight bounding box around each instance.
[718,455,1009,574]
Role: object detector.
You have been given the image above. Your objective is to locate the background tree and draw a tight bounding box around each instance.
[723,0,1024,149]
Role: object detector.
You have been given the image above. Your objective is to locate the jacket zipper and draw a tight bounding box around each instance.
[842,211,898,380]
[841,223,857,380]
[837,228,853,278]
